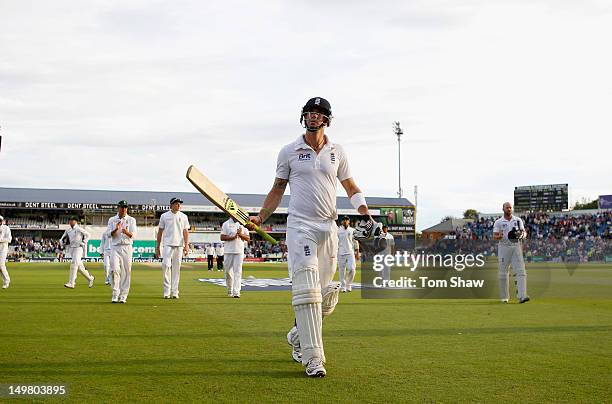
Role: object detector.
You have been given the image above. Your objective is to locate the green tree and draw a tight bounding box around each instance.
[463,209,479,219]
[573,198,598,210]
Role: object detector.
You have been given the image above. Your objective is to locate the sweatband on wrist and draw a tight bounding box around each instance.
[350,193,367,210]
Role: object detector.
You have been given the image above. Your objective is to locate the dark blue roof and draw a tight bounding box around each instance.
[0,187,413,208]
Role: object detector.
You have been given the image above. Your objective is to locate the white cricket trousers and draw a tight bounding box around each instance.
[162,245,183,297]
[286,219,338,365]
[338,253,356,290]
[0,242,10,286]
[103,251,111,283]
[498,243,527,300]
[68,246,93,286]
[111,244,133,301]
[224,253,244,295]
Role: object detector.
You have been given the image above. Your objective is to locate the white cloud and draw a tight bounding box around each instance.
[0,0,610,231]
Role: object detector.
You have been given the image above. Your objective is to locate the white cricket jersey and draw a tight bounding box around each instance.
[100,231,112,252]
[205,246,215,256]
[276,135,352,225]
[337,225,355,255]
[106,214,138,246]
[61,225,90,248]
[221,219,247,254]
[159,210,190,247]
[0,224,12,244]
[493,215,524,245]
[215,245,224,256]
[381,232,395,255]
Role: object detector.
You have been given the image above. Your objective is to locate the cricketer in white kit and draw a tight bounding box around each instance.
[220,217,250,298]
[155,197,190,299]
[60,216,94,289]
[106,200,137,303]
[0,215,12,289]
[493,202,529,304]
[378,225,396,281]
[215,243,224,271]
[100,230,112,285]
[248,97,377,377]
[337,216,356,292]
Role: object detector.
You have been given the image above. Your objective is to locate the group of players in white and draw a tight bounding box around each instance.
[0,97,529,378]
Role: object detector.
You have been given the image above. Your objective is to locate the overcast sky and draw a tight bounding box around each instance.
[1,0,610,230]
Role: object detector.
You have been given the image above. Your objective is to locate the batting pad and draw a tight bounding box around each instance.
[321,281,341,317]
[292,265,324,364]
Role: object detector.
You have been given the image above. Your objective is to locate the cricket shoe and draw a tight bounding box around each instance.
[287,326,302,363]
[163,295,170,299]
[519,297,530,304]
[88,276,95,288]
[2,283,9,289]
[305,358,326,378]
[233,294,240,298]
[172,295,179,299]
[64,283,75,289]
[501,299,509,303]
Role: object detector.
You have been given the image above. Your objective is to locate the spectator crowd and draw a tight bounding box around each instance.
[431,211,612,262]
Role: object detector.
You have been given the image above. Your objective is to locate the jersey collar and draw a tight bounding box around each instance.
[294,134,336,151]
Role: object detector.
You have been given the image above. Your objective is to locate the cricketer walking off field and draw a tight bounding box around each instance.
[220,217,250,298]
[60,216,94,289]
[378,225,395,281]
[337,216,356,292]
[106,200,137,303]
[493,202,530,303]
[248,97,377,377]
[156,197,190,299]
[0,215,12,289]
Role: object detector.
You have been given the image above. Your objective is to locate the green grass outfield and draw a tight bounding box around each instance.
[1,262,611,403]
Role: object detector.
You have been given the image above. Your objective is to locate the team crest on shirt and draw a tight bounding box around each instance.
[304,245,311,256]
[298,153,312,161]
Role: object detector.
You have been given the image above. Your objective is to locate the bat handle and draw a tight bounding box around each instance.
[250,222,278,245]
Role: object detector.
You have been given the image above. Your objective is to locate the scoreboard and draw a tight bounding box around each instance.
[514,184,568,212]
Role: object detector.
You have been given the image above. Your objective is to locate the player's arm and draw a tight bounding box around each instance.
[492,221,503,240]
[81,228,91,245]
[182,228,190,254]
[237,226,250,242]
[249,177,288,226]
[122,219,135,239]
[340,178,370,216]
[155,227,163,257]
[220,222,236,241]
[110,218,120,237]
[59,230,68,247]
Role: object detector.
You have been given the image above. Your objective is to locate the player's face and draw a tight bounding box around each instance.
[342,219,349,228]
[303,109,328,128]
[69,219,76,227]
[503,203,513,216]
[171,202,181,211]
[118,206,128,217]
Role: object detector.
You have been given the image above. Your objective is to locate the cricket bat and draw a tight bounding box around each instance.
[186,165,278,245]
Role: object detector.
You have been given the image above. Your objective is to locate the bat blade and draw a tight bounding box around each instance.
[186,165,277,245]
